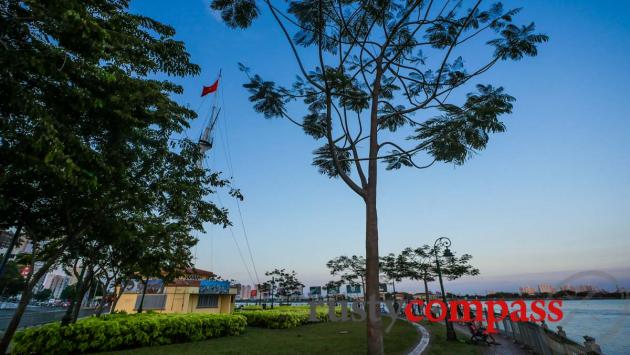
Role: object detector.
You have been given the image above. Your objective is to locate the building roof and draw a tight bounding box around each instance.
[184,267,215,277]
[167,279,201,287]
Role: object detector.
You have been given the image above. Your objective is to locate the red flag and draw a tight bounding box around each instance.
[201,79,219,97]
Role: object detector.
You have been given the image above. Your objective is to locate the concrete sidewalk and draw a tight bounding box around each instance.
[453,323,530,355]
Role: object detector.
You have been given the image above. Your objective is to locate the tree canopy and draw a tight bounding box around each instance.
[211,1,547,352]
[264,268,305,302]
[0,0,237,350]
[326,255,366,294]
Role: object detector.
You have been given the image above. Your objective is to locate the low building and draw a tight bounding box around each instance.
[538,283,555,294]
[413,292,439,301]
[239,284,252,300]
[114,268,237,314]
[519,286,536,295]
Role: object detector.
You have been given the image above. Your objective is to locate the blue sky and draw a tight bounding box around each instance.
[130,1,630,294]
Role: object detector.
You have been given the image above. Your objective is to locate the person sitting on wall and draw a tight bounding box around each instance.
[474,321,498,345]
[541,320,549,330]
[557,326,567,338]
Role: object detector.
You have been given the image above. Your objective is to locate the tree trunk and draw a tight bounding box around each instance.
[62,265,87,326]
[423,278,429,304]
[0,259,54,354]
[137,278,148,313]
[71,271,93,323]
[110,280,127,313]
[96,281,109,316]
[363,54,385,355]
[0,223,22,279]
[365,188,384,355]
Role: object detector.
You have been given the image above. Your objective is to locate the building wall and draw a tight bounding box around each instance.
[115,293,138,313]
[114,286,235,314]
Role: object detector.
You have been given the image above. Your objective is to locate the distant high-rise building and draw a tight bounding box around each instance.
[240,285,252,300]
[575,284,597,293]
[49,275,70,299]
[233,284,242,300]
[519,286,536,295]
[538,284,555,294]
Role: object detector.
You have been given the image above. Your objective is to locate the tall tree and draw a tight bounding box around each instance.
[435,246,480,281]
[326,255,366,297]
[264,268,305,304]
[324,279,343,301]
[0,0,234,350]
[402,244,479,302]
[379,252,406,295]
[211,1,547,352]
[401,245,435,303]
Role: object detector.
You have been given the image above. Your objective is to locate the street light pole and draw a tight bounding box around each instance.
[434,237,457,341]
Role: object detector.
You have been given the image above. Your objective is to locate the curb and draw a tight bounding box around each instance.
[406,320,430,355]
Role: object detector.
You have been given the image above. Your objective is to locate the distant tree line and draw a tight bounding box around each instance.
[324,244,479,302]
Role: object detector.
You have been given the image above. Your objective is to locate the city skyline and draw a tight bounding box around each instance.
[129,0,630,292]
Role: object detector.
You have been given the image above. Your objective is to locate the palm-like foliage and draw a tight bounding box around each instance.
[213,0,548,181]
[211,1,547,352]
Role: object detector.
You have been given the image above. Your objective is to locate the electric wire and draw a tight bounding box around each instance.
[218,80,261,286]
[192,71,260,287]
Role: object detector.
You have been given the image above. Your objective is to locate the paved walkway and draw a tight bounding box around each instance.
[453,324,530,355]
[406,320,430,355]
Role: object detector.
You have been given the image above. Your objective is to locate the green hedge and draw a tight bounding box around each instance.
[240,305,263,311]
[12,313,246,354]
[237,306,339,329]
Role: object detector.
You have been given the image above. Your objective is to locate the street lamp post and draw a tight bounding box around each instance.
[434,237,457,341]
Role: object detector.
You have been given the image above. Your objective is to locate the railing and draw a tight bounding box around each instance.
[482,308,603,355]
[425,304,603,355]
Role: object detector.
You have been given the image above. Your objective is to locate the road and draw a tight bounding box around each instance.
[0,307,97,331]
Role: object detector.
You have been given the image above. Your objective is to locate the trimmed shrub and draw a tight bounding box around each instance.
[237,306,339,329]
[12,313,246,354]
[240,305,263,311]
[238,310,309,329]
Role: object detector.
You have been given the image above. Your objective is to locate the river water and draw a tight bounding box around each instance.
[541,299,630,354]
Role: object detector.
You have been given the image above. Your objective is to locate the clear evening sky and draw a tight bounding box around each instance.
[130,1,630,294]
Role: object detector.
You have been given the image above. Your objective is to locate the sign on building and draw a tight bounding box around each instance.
[123,279,163,294]
[199,280,230,294]
[309,286,322,296]
[346,285,361,294]
[146,279,163,294]
[326,285,340,295]
[124,280,142,293]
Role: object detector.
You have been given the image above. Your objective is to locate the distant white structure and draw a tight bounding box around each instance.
[519,286,536,295]
[36,266,77,299]
[240,285,252,300]
[538,283,555,294]
[575,284,597,293]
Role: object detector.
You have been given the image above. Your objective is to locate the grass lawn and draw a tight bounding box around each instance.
[421,321,484,355]
[106,318,420,355]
